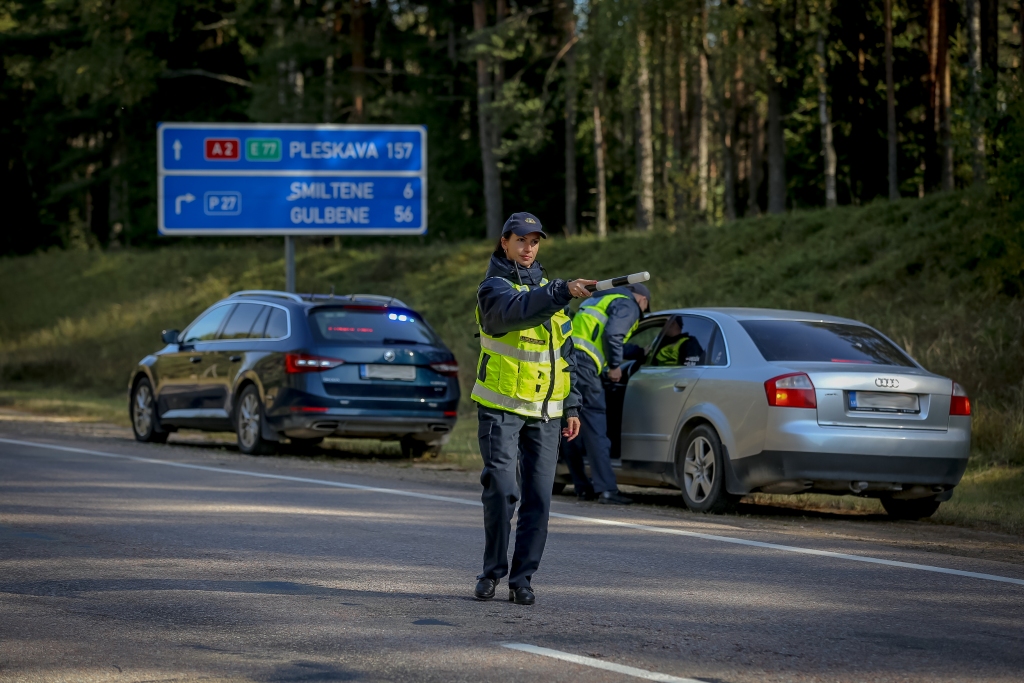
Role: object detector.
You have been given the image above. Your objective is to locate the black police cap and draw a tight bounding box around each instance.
[502,212,548,238]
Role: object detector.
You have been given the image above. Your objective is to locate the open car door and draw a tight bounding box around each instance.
[605,315,670,460]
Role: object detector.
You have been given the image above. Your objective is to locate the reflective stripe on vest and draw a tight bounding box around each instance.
[473,277,572,419]
[480,335,561,364]
[571,293,636,371]
[471,382,564,419]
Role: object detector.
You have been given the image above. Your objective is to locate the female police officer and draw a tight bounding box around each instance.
[472,212,595,606]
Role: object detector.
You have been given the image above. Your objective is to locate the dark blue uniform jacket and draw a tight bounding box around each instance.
[476,251,582,418]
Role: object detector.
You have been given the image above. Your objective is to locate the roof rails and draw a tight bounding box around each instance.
[302,293,410,308]
[228,290,304,303]
[228,290,409,308]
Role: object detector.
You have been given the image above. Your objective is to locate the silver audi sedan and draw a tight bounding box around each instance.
[555,308,972,519]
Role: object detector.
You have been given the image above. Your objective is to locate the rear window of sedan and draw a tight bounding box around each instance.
[309,307,441,345]
[739,320,916,367]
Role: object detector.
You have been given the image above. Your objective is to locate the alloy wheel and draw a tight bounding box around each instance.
[133,384,153,436]
[238,392,261,449]
[683,435,716,503]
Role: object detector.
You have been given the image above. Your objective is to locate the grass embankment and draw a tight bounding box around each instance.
[1,190,1022,533]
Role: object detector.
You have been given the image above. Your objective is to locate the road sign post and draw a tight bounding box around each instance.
[158,123,427,290]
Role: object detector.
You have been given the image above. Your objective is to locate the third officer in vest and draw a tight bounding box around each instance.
[566,282,650,504]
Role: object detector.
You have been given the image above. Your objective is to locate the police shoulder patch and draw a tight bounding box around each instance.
[561,320,572,334]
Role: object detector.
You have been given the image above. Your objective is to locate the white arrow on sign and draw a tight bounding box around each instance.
[175,193,195,215]
[172,139,182,161]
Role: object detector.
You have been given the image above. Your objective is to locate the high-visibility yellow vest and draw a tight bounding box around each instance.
[654,336,691,366]
[571,293,638,371]
[471,278,573,419]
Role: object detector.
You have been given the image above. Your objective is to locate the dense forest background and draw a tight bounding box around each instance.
[2,0,1024,253]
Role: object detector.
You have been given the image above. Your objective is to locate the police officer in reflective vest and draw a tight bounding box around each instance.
[472,212,596,606]
[565,283,651,504]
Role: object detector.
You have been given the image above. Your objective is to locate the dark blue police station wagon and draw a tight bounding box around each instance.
[128,291,459,457]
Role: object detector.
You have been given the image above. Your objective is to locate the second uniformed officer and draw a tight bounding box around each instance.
[472,212,596,606]
[566,282,650,504]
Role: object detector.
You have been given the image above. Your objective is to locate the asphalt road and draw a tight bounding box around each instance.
[2,425,1023,683]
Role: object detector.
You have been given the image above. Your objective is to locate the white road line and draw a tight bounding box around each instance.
[3,436,1023,588]
[502,643,702,683]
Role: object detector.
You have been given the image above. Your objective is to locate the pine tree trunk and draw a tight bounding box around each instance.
[697,45,710,215]
[884,0,899,201]
[723,53,737,221]
[562,0,577,235]
[748,74,762,216]
[967,0,986,184]
[473,0,503,238]
[766,78,785,214]
[663,19,676,220]
[593,69,608,239]
[636,23,655,231]
[767,12,786,215]
[351,0,366,123]
[938,0,954,191]
[814,24,837,208]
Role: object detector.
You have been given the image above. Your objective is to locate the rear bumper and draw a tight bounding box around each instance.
[267,411,457,441]
[266,385,457,441]
[729,450,968,497]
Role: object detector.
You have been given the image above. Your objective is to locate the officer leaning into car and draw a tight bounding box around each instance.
[472,212,596,606]
[564,282,651,505]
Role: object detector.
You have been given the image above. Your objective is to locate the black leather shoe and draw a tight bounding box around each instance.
[474,578,497,600]
[508,586,535,605]
[598,490,633,505]
[577,489,597,501]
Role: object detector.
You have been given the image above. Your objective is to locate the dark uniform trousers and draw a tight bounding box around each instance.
[564,354,619,494]
[477,405,561,589]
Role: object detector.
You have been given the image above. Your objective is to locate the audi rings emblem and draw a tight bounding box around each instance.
[384,350,396,362]
[875,377,899,388]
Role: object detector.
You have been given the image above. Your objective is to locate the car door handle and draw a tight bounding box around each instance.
[229,355,242,363]
[673,382,688,391]
[189,356,202,364]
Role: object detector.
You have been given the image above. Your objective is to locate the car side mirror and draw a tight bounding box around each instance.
[161,329,180,344]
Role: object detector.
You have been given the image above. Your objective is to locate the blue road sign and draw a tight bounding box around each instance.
[157,123,426,235]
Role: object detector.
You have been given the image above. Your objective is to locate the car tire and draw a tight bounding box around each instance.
[552,482,567,495]
[676,425,737,514]
[131,378,169,444]
[881,496,942,520]
[236,385,273,456]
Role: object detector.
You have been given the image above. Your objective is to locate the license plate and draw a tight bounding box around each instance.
[848,391,920,414]
[361,364,416,381]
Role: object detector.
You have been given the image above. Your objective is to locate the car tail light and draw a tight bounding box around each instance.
[443,410,458,417]
[950,382,971,416]
[285,353,344,373]
[765,373,817,409]
[430,362,460,377]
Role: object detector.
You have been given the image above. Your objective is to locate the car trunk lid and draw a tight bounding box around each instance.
[784,363,952,431]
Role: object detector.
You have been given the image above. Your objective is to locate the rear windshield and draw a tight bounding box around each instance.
[309,306,441,345]
[739,320,915,367]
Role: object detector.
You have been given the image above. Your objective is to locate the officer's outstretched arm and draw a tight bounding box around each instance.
[477,277,573,336]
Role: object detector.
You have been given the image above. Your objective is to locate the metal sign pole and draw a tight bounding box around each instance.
[285,236,296,293]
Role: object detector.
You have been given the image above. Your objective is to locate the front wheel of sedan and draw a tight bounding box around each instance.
[236,385,273,456]
[676,425,737,514]
[881,496,941,520]
[131,378,169,444]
